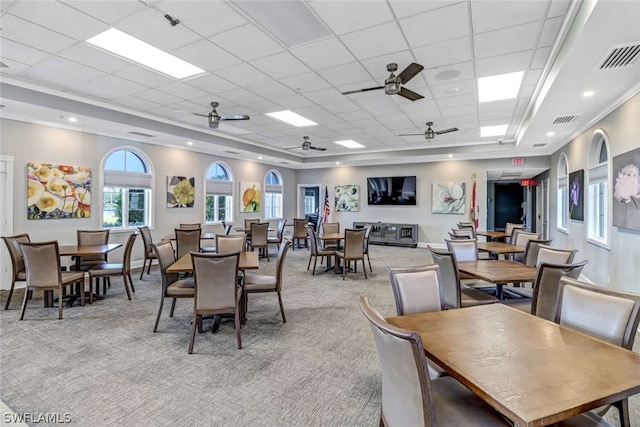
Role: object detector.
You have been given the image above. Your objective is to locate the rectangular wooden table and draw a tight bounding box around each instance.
[457,260,537,299]
[166,251,259,273]
[317,233,344,272]
[387,304,640,427]
[476,230,510,240]
[476,241,525,259]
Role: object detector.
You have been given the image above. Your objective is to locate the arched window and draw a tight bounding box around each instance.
[264,170,283,219]
[205,162,233,223]
[587,130,609,245]
[557,153,568,231]
[102,148,153,229]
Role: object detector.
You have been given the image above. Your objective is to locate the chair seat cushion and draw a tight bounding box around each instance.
[61,271,86,285]
[243,274,276,291]
[503,285,533,298]
[267,237,281,243]
[317,248,335,256]
[16,272,27,280]
[166,279,195,296]
[89,263,124,275]
[461,288,498,305]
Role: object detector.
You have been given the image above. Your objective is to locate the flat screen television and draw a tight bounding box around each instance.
[367,176,416,205]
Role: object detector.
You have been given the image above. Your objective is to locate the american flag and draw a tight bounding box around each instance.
[322,186,331,224]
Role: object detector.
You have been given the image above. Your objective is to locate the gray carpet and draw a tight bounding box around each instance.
[0,244,637,427]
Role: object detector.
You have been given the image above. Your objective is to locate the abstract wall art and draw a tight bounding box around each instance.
[27,162,91,219]
[432,182,465,214]
[334,185,360,212]
[167,176,195,208]
[568,169,584,221]
[613,147,640,231]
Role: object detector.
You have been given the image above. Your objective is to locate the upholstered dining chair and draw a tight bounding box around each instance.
[427,246,498,308]
[448,232,472,240]
[450,228,475,239]
[335,228,367,280]
[216,234,246,254]
[321,222,340,250]
[556,277,640,427]
[138,226,158,279]
[179,223,202,230]
[292,218,309,250]
[76,229,110,271]
[504,222,525,243]
[248,222,269,261]
[445,238,479,261]
[457,222,477,237]
[362,224,373,272]
[267,218,287,254]
[88,232,137,302]
[18,240,86,320]
[151,240,195,332]
[511,231,542,262]
[242,240,291,323]
[535,245,578,265]
[2,233,30,310]
[307,226,334,275]
[243,218,260,245]
[528,260,589,320]
[189,251,242,352]
[520,239,553,266]
[175,228,201,260]
[358,296,512,427]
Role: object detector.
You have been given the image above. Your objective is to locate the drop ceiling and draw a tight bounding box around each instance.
[1,0,639,170]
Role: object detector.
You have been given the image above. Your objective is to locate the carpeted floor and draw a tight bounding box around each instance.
[0,243,637,426]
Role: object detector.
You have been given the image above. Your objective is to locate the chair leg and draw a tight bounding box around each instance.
[614,399,630,427]
[367,253,372,272]
[235,307,242,349]
[140,259,147,280]
[19,287,29,320]
[4,281,15,310]
[342,258,346,280]
[123,275,132,300]
[307,253,312,271]
[277,292,286,323]
[153,297,165,332]
[79,280,85,306]
[363,259,367,279]
[312,256,318,275]
[128,273,135,293]
[188,312,197,354]
[58,285,63,319]
[169,298,177,317]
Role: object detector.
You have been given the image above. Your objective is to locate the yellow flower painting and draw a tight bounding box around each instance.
[27,162,91,219]
[240,182,260,212]
[167,176,195,208]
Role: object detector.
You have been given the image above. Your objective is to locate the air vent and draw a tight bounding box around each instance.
[127,131,155,137]
[0,61,8,68]
[553,114,580,124]
[223,150,239,155]
[280,162,290,164]
[598,43,640,70]
[501,172,522,178]
[533,143,547,148]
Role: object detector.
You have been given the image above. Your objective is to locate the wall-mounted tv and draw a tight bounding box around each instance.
[367,176,417,205]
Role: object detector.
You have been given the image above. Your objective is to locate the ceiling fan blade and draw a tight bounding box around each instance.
[220,115,250,121]
[284,146,300,150]
[397,63,424,84]
[398,87,424,101]
[309,145,326,151]
[193,113,208,117]
[398,133,425,136]
[435,127,459,135]
[341,86,384,95]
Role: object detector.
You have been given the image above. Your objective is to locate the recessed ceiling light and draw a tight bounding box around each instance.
[258,156,263,160]
[334,140,364,149]
[265,110,317,127]
[478,71,524,103]
[336,161,340,165]
[186,141,193,146]
[480,124,508,137]
[448,154,453,158]
[547,132,555,137]
[86,28,205,79]
[582,90,594,99]
[68,117,78,123]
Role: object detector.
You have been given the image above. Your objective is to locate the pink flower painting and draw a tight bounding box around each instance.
[613,148,640,230]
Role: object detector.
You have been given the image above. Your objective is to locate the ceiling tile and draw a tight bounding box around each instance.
[440,104,477,117]
[156,81,210,100]
[430,79,475,99]
[479,109,514,121]
[116,8,202,51]
[324,122,355,132]
[317,62,373,87]
[249,52,311,80]
[471,1,548,34]
[294,105,340,124]
[298,88,344,105]
[272,94,316,109]
[538,17,564,48]
[210,24,284,61]
[338,110,372,121]
[413,37,473,70]
[184,73,238,96]
[340,22,408,59]
[245,81,296,100]
[60,1,146,25]
[112,96,161,111]
[474,21,542,59]
[134,89,183,105]
[218,87,265,105]
[243,100,283,114]
[360,50,416,81]
[59,44,131,74]
[424,61,474,86]
[531,47,552,69]
[114,65,176,88]
[475,50,534,77]
[290,38,355,70]
[280,72,331,93]
[479,99,517,113]
[547,0,572,18]
[213,63,272,87]
[524,69,542,86]
[321,99,361,114]
[166,100,204,115]
[353,96,402,116]
[0,37,51,65]
[389,0,464,19]
[22,57,106,86]
[401,2,470,48]
[1,14,77,53]
[436,93,476,109]
[171,40,242,72]
[88,74,149,97]
[308,0,393,35]
[519,84,536,98]
[156,0,247,37]
[0,57,30,75]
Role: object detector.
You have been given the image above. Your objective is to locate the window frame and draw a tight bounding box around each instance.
[586,130,611,249]
[264,169,283,220]
[204,161,234,224]
[557,153,569,233]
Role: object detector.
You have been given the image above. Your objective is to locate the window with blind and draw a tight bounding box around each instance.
[264,170,283,219]
[205,162,233,223]
[587,131,610,246]
[102,148,153,229]
[557,153,569,231]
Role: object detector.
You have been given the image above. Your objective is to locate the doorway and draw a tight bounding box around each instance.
[1,156,14,290]
[297,184,321,230]
[494,183,524,230]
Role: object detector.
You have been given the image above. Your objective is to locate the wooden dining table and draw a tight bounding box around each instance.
[166,251,259,273]
[317,232,344,272]
[457,259,537,300]
[387,304,640,427]
[476,230,511,240]
[476,241,525,259]
[161,232,216,241]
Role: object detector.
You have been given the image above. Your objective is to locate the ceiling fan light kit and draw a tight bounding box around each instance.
[194,101,250,129]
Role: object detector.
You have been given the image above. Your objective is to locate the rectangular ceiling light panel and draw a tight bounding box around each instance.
[266,110,317,127]
[86,28,205,79]
[478,71,524,103]
[334,140,364,149]
[480,124,508,137]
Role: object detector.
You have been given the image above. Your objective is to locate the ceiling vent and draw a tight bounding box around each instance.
[223,150,240,155]
[533,143,547,148]
[127,131,155,137]
[0,61,8,68]
[501,172,522,178]
[553,114,580,124]
[598,43,640,70]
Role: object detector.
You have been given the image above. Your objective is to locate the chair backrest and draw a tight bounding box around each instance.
[531,260,589,321]
[19,240,62,289]
[427,246,461,309]
[191,251,240,311]
[2,233,30,279]
[250,222,269,246]
[445,238,478,262]
[244,218,260,234]
[224,224,233,235]
[307,226,320,256]
[343,229,365,258]
[512,232,542,262]
[322,222,340,234]
[359,296,435,426]
[387,265,443,315]
[457,222,476,235]
[216,235,246,254]
[536,244,577,266]
[275,219,287,241]
[555,277,640,349]
[450,228,474,238]
[175,228,201,259]
[504,222,525,236]
[77,229,110,264]
[521,239,553,266]
[274,241,291,292]
[152,241,178,292]
[293,218,308,238]
[363,225,372,251]
[138,226,154,256]
[179,223,202,230]
[122,233,138,273]
[447,232,472,240]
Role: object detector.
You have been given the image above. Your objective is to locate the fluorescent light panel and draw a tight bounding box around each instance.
[480,124,508,137]
[86,28,204,79]
[478,71,524,103]
[334,140,364,149]
[266,110,317,127]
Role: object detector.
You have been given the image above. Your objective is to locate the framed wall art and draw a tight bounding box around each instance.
[27,162,91,219]
[432,182,465,214]
[167,176,195,208]
[240,182,261,212]
[334,184,360,212]
[613,147,640,231]
[568,169,584,221]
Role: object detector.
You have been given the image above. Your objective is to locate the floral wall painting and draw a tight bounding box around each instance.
[240,182,261,212]
[613,147,640,231]
[334,185,360,212]
[167,176,195,208]
[27,162,91,219]
[568,169,584,221]
[432,182,465,214]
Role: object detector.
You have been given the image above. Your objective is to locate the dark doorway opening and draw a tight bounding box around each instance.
[494,183,524,231]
